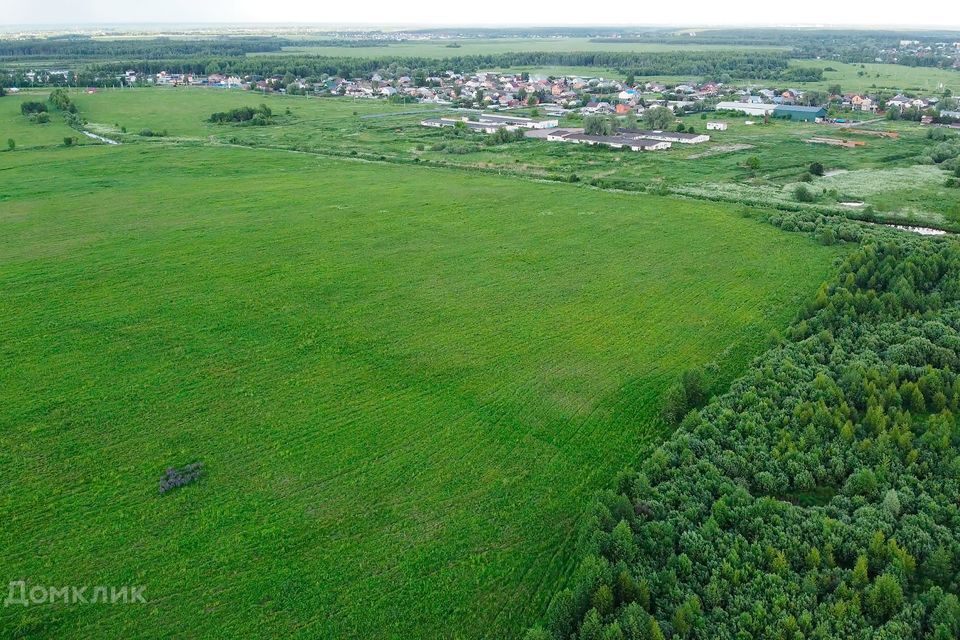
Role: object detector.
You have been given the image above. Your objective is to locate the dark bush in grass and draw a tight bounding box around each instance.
[32,112,50,124]
[793,184,816,202]
[48,88,76,113]
[20,101,47,115]
[159,462,204,494]
[485,127,525,146]
[809,161,825,176]
[209,104,272,125]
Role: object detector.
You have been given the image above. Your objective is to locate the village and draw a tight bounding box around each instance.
[14,65,960,122]
[10,65,960,154]
[68,69,957,126]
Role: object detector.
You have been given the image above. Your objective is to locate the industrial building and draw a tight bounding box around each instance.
[420,112,559,133]
[617,128,710,144]
[546,130,672,151]
[772,105,827,122]
[714,101,776,117]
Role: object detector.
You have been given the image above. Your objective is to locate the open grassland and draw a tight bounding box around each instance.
[785,59,960,94]
[69,86,432,139]
[254,37,787,59]
[0,142,840,638]
[58,88,960,228]
[0,91,92,149]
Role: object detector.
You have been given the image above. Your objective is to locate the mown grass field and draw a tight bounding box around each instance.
[0,91,91,149]
[50,87,960,228]
[786,59,960,94]
[0,136,840,638]
[255,37,787,59]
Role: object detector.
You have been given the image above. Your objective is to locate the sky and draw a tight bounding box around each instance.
[2,0,959,29]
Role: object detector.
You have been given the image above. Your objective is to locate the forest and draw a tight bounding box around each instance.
[0,36,292,60]
[76,50,798,83]
[529,235,960,640]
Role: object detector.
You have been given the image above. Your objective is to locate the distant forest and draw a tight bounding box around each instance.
[1,50,819,87]
[0,28,957,86]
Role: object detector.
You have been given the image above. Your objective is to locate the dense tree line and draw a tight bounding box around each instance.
[39,50,795,85]
[529,236,960,640]
[0,36,292,60]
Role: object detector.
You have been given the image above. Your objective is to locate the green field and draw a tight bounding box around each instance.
[786,59,960,94]
[0,136,840,637]
[0,92,91,149]
[255,37,786,59]
[9,87,956,229]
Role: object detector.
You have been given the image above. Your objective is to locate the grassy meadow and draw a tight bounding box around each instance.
[0,91,91,149]
[0,135,840,638]
[255,37,787,59]
[785,59,960,94]
[9,87,958,228]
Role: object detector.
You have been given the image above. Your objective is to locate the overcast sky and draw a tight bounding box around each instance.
[2,0,959,29]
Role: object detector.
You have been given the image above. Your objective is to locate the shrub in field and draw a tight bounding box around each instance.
[927,127,952,141]
[158,462,204,495]
[209,104,272,125]
[20,101,46,115]
[32,112,50,124]
[48,88,76,113]
[6,138,14,151]
[809,161,825,176]
[485,127,525,145]
[62,136,74,147]
[793,184,816,202]
[930,141,960,164]
[584,115,612,136]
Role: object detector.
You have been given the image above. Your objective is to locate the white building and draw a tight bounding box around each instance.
[550,132,672,152]
[715,102,775,117]
[706,122,728,131]
[620,129,710,144]
[476,113,559,129]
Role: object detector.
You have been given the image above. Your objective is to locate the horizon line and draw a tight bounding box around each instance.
[3,22,960,31]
